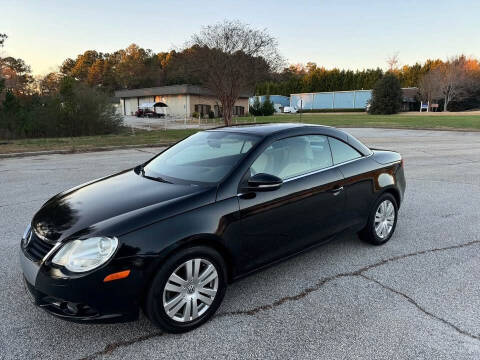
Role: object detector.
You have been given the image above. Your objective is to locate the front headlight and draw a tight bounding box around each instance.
[52,236,118,273]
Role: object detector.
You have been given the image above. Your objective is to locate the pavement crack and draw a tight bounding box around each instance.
[78,239,480,359]
[217,273,354,317]
[354,239,480,274]
[360,273,480,341]
[217,239,480,317]
[78,332,163,360]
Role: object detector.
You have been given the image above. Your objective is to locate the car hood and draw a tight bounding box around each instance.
[32,169,215,242]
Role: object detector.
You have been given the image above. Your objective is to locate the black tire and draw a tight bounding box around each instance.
[144,246,227,333]
[359,193,398,245]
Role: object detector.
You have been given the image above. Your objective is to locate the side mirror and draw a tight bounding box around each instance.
[247,173,283,191]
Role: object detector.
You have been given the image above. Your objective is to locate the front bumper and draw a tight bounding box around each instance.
[20,245,146,323]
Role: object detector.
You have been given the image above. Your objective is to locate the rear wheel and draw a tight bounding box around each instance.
[144,246,227,333]
[359,193,398,245]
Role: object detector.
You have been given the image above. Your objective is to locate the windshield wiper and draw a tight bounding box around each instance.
[139,165,172,184]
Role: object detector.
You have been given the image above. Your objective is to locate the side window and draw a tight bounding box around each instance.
[328,137,362,165]
[250,135,333,180]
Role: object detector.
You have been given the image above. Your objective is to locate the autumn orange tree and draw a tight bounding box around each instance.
[0,56,34,95]
[59,44,166,93]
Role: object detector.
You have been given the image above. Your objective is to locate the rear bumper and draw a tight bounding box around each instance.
[396,165,406,207]
[20,245,146,324]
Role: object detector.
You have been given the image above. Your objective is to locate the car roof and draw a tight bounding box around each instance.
[208,123,332,136]
[208,122,372,156]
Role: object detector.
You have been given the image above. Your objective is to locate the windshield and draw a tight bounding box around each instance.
[143,131,260,185]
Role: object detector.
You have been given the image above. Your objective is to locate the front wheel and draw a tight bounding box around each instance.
[359,193,398,245]
[144,246,227,333]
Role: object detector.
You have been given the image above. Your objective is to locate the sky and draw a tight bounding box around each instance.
[1,0,479,76]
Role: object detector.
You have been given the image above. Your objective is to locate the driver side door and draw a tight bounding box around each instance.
[237,135,346,272]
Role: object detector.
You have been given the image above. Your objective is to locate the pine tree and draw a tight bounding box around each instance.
[249,96,262,116]
[368,73,403,114]
[261,95,275,116]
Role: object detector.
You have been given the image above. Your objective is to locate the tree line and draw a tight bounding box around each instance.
[0,35,122,139]
[1,20,480,139]
[418,56,480,111]
[255,60,446,96]
[255,57,480,111]
[57,44,189,94]
[0,43,207,98]
[1,20,281,129]
[3,29,480,111]
[44,48,480,112]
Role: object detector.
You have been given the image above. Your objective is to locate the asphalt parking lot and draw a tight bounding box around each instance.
[1,128,480,360]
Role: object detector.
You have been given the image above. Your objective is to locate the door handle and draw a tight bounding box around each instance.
[330,186,344,195]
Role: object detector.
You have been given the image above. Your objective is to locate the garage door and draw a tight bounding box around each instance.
[125,98,138,116]
[139,96,154,105]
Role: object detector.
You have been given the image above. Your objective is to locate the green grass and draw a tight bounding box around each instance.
[256,113,480,130]
[2,113,480,154]
[0,128,198,154]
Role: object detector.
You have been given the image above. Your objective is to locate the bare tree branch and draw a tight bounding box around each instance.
[419,71,441,105]
[0,33,7,48]
[418,56,475,111]
[438,57,470,111]
[387,52,400,72]
[183,20,284,125]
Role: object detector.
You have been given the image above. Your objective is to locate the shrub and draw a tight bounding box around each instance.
[0,78,123,139]
[208,110,215,119]
[249,95,275,116]
[447,89,480,111]
[368,73,402,115]
[249,97,262,116]
[191,111,200,118]
[261,95,275,116]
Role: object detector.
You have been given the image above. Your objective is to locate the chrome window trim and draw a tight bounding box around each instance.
[283,153,372,183]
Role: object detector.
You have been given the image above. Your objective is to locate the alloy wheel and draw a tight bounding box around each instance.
[374,199,395,239]
[162,258,218,322]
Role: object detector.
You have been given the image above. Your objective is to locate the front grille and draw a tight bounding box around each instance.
[25,231,55,262]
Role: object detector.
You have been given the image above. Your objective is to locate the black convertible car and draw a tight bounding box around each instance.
[20,123,405,332]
